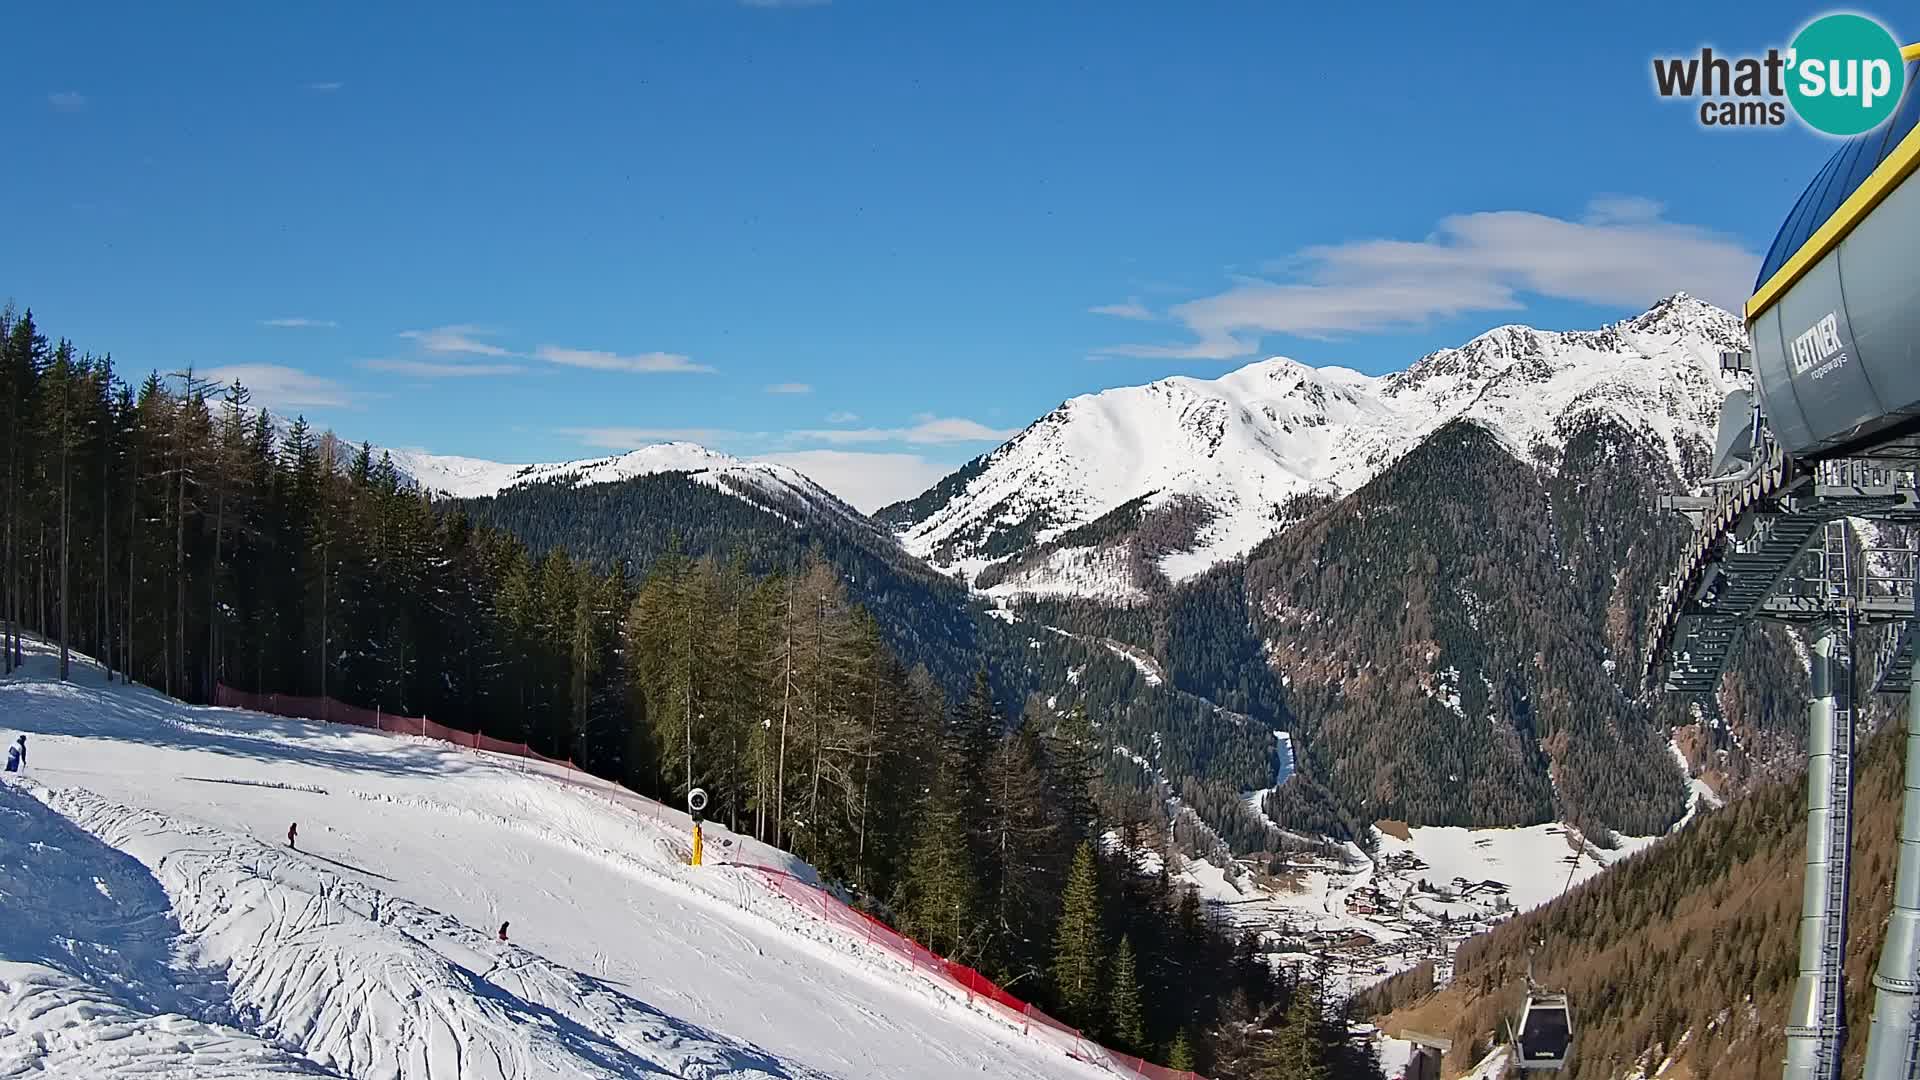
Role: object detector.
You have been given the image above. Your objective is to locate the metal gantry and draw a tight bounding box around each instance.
[1651,442,1920,1080]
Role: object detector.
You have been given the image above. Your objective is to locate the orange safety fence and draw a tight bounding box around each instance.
[213,683,1204,1080]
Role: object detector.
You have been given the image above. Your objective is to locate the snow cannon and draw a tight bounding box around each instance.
[1746,51,1920,462]
[687,787,708,866]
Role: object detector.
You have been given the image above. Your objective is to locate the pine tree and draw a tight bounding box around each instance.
[1267,978,1332,1080]
[981,713,1059,979]
[1046,702,1100,845]
[1053,840,1105,1028]
[897,763,978,958]
[1109,933,1146,1052]
[40,341,81,681]
[1167,1028,1195,1072]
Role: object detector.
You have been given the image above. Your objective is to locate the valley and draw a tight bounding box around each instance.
[15,9,1917,1076]
[0,291,1826,1079]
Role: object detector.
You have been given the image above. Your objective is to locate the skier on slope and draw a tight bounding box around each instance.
[499,922,509,943]
[4,735,24,773]
[287,822,298,849]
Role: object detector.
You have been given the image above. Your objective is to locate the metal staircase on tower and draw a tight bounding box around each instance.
[1649,404,1920,1080]
[1649,453,1920,697]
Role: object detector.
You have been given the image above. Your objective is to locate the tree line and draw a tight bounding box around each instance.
[0,305,1380,1078]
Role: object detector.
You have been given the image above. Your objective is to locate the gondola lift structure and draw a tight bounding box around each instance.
[1648,41,1920,1080]
[1505,948,1574,1073]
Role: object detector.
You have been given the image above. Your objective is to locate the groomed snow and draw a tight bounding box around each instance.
[0,640,1116,1080]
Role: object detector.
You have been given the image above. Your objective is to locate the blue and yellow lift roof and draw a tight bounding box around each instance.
[1749,44,1920,321]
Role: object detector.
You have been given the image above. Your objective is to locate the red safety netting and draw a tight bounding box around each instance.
[214,684,581,772]
[733,862,1205,1080]
[214,683,1204,1080]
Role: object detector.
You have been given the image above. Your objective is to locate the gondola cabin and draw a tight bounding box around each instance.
[1510,992,1574,1071]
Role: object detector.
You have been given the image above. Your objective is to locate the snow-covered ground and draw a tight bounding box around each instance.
[1371,823,1620,914]
[0,639,1116,1080]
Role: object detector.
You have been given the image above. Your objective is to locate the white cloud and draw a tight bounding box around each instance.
[753,451,948,513]
[400,324,513,357]
[305,81,344,92]
[1089,300,1154,320]
[765,382,813,394]
[361,359,525,378]
[791,416,1016,446]
[200,364,356,411]
[534,345,715,374]
[1104,197,1759,356]
[261,317,337,329]
[1584,195,1665,225]
[48,91,86,111]
[559,426,743,448]
[1102,332,1259,360]
[394,326,712,375]
[826,410,860,424]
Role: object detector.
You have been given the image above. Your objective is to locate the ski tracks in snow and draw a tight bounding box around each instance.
[8,779,827,1080]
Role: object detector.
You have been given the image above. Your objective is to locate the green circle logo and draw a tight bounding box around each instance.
[1787,14,1907,136]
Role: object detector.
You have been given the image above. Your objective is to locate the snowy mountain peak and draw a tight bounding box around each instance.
[379,440,873,536]
[889,296,1747,602]
[387,441,782,498]
[1625,290,1746,345]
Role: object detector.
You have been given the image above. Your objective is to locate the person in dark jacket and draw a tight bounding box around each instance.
[4,736,23,773]
[499,922,509,943]
[287,822,298,849]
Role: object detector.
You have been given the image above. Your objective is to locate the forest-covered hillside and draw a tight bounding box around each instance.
[0,304,1387,1079]
[1359,697,1907,1079]
[1057,413,1811,842]
[457,463,1298,856]
[453,414,1817,848]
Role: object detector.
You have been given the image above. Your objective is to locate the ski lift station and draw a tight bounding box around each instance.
[1649,42,1920,1080]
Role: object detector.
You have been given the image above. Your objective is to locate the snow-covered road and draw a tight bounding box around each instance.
[0,640,1110,1080]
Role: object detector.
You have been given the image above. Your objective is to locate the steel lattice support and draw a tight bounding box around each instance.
[1863,626,1920,1080]
[1786,613,1857,1080]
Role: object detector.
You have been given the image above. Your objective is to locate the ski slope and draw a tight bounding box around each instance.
[0,639,1116,1080]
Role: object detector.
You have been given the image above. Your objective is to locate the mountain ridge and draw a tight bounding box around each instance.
[884,293,1745,603]
[381,440,878,535]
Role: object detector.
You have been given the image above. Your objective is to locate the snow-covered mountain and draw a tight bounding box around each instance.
[885,293,1747,602]
[384,441,875,534]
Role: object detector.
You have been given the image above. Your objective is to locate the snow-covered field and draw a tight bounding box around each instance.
[0,639,1114,1079]
[1171,814,1670,1007]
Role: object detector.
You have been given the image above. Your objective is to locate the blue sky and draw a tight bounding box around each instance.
[2,1,1892,509]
